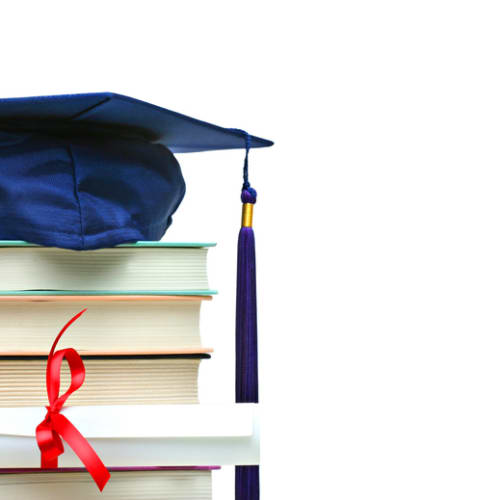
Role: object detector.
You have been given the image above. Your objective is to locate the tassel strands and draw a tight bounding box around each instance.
[235,131,259,500]
[236,466,260,500]
[236,187,258,403]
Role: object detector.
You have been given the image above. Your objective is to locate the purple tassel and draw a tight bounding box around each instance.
[236,465,259,500]
[236,187,259,500]
[236,188,258,403]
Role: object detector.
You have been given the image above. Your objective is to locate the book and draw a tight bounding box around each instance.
[0,354,209,406]
[0,467,217,500]
[0,404,259,467]
[0,242,215,293]
[0,295,211,354]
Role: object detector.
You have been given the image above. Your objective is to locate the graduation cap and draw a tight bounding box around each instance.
[0,92,272,250]
[0,92,270,499]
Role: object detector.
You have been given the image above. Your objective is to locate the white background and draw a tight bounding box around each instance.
[2,1,500,498]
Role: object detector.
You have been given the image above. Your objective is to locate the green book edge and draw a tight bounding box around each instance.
[0,241,217,248]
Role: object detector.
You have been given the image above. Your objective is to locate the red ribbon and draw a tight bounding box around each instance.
[35,309,110,491]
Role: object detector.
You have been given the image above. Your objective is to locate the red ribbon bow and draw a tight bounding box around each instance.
[35,309,110,491]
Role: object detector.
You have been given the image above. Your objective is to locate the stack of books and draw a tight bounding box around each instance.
[0,241,259,499]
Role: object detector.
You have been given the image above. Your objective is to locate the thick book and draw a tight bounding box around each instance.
[0,467,218,500]
[0,295,211,354]
[0,242,215,293]
[0,354,209,406]
[0,404,259,467]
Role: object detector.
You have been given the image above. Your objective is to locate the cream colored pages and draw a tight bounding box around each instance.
[0,299,206,353]
[0,357,204,406]
[0,247,209,291]
[0,469,212,500]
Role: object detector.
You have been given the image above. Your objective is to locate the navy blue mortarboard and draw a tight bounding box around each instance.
[0,92,272,250]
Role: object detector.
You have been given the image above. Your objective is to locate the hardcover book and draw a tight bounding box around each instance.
[0,354,210,406]
[0,295,211,354]
[0,242,215,294]
[0,467,218,500]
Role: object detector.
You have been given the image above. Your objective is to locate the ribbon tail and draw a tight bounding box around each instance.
[51,413,110,491]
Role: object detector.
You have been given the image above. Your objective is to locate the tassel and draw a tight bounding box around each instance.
[236,186,258,403]
[235,132,259,500]
[236,466,260,500]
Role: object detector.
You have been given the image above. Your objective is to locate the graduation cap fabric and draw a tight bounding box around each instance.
[0,92,272,250]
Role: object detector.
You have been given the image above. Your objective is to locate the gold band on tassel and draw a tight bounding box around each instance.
[241,203,254,227]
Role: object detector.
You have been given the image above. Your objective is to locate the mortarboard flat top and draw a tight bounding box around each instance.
[0,92,273,153]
